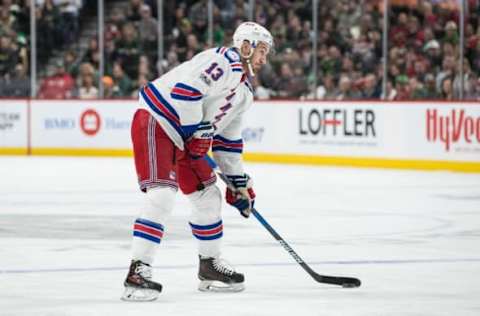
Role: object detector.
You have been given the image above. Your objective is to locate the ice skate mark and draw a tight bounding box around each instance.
[3,258,480,274]
[434,194,480,200]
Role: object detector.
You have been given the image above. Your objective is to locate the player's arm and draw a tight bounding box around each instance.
[213,88,255,218]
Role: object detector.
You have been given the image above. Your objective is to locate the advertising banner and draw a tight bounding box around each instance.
[2,99,478,171]
[243,101,480,164]
[0,100,28,153]
[30,100,137,154]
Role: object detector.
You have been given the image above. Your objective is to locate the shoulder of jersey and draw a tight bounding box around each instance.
[215,47,243,73]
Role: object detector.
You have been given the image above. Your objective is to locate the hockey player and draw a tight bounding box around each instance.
[122,22,274,301]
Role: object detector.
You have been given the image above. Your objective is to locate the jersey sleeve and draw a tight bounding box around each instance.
[170,48,243,136]
[212,81,253,176]
[212,115,245,176]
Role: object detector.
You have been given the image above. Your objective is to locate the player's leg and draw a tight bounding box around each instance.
[122,109,179,301]
[178,156,245,292]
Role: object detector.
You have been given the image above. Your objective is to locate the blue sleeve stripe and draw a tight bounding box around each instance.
[213,135,242,144]
[174,83,202,96]
[171,94,203,101]
[212,146,243,153]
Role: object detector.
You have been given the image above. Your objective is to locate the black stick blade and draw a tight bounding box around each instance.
[314,274,362,288]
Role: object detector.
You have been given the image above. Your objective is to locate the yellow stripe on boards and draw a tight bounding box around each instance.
[0,147,28,155]
[243,153,480,173]
[2,147,478,173]
[30,148,133,157]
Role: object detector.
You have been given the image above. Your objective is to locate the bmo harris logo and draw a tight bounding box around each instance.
[44,108,130,137]
[44,109,101,136]
[80,109,101,135]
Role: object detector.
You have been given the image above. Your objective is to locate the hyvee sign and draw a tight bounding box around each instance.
[426,108,480,152]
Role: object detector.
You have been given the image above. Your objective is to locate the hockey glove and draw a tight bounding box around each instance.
[225,174,256,218]
[185,121,214,158]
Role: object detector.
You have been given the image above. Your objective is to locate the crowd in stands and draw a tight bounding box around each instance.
[0,0,30,97]
[1,0,480,100]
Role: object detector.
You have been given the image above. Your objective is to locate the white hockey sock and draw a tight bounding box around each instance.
[131,186,176,264]
[187,185,223,258]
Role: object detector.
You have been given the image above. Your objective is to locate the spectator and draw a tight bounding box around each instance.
[443,21,459,45]
[2,63,30,97]
[0,35,18,77]
[138,4,157,61]
[138,54,153,81]
[111,62,133,97]
[423,40,442,72]
[440,76,454,100]
[336,75,360,100]
[76,73,98,99]
[82,37,100,70]
[116,22,141,79]
[188,0,209,41]
[185,33,201,60]
[38,60,75,99]
[126,0,143,23]
[394,74,412,100]
[64,50,79,78]
[467,76,480,101]
[57,0,82,47]
[37,0,60,63]
[416,73,441,99]
[436,55,456,92]
[102,75,114,98]
[318,74,339,100]
[361,73,381,99]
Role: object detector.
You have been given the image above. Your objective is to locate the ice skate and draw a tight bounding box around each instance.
[121,260,162,301]
[197,255,245,292]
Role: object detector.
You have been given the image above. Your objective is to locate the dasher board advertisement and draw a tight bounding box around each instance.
[243,101,480,163]
[0,100,28,153]
[30,100,137,154]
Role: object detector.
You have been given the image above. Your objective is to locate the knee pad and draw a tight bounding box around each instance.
[141,186,176,223]
[187,185,222,224]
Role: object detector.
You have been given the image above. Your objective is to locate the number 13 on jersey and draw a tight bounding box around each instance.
[205,63,224,81]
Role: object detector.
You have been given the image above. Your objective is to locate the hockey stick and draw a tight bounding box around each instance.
[205,155,361,288]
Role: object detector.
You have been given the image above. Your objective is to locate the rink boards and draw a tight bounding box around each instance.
[0,99,479,172]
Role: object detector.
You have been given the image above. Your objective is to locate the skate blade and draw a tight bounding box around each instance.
[198,280,245,293]
[121,286,160,301]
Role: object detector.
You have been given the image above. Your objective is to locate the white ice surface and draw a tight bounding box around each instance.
[1,156,480,316]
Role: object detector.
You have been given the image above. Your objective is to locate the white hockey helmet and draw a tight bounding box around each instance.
[233,22,274,53]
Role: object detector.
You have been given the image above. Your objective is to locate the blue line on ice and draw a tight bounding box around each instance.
[2,258,480,274]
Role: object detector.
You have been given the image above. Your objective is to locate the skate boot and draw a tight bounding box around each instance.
[121,260,162,301]
[198,255,245,292]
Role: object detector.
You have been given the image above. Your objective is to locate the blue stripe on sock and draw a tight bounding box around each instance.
[135,218,164,231]
[133,231,161,243]
[189,220,222,230]
[192,232,223,240]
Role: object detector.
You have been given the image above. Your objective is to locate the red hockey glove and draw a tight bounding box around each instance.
[225,174,256,218]
[185,122,214,158]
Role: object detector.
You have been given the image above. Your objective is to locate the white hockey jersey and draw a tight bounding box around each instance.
[138,47,254,176]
